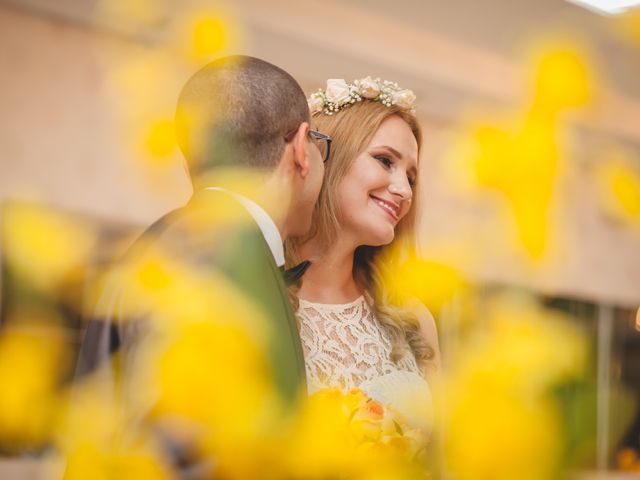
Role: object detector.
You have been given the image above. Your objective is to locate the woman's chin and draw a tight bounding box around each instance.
[362,228,395,247]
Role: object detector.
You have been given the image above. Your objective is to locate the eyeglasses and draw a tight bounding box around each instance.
[308,129,332,163]
[284,127,333,163]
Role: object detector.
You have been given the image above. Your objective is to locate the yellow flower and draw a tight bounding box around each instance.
[64,441,172,480]
[171,8,245,64]
[350,399,386,442]
[472,115,558,259]
[595,151,640,224]
[282,389,358,478]
[147,321,278,437]
[114,242,269,346]
[437,294,587,480]
[381,247,466,314]
[531,48,591,110]
[2,202,97,292]
[61,360,175,480]
[444,388,561,480]
[459,46,593,260]
[0,327,66,450]
[144,118,177,161]
[123,284,282,478]
[283,388,428,478]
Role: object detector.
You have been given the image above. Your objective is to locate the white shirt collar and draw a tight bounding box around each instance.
[203,187,285,267]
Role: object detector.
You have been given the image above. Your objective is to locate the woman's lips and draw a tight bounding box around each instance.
[370,195,399,221]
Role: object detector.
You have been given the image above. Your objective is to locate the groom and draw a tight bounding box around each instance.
[78,56,325,404]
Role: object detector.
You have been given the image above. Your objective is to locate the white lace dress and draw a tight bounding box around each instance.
[297,295,432,430]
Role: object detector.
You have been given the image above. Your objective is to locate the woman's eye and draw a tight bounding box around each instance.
[375,155,393,169]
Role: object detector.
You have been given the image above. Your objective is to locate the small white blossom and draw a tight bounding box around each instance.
[308,94,325,114]
[391,89,416,109]
[359,76,380,99]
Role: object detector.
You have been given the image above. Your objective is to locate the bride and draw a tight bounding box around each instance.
[286,77,440,428]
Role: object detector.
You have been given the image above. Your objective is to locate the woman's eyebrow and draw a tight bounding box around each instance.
[372,145,403,159]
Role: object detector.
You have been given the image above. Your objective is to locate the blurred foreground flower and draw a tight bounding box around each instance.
[381,246,467,315]
[531,48,591,111]
[171,8,245,64]
[144,118,178,162]
[283,388,428,479]
[437,294,587,480]
[466,47,592,259]
[0,326,67,452]
[138,320,282,479]
[2,202,97,292]
[61,375,173,480]
[594,151,640,225]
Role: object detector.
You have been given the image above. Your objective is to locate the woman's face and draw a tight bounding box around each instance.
[335,115,418,247]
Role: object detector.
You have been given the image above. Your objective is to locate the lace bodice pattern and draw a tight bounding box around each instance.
[297,295,419,391]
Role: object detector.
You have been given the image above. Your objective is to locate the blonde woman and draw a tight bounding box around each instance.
[286,78,440,428]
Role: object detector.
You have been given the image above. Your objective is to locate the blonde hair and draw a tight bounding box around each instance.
[286,101,433,368]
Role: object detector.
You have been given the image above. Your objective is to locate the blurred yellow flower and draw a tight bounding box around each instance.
[466,296,586,393]
[2,203,97,291]
[472,114,559,259]
[147,320,278,434]
[595,152,640,224]
[61,376,172,480]
[461,46,593,260]
[192,17,227,59]
[65,444,172,480]
[118,250,266,342]
[0,327,66,450]
[172,8,245,64]
[116,267,283,477]
[382,247,466,314]
[445,388,561,480]
[532,48,591,110]
[283,388,427,479]
[437,294,587,480]
[144,118,177,161]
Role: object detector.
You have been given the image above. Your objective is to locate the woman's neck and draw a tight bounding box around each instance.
[296,236,361,304]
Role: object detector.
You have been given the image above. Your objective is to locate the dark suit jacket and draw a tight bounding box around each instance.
[77,188,306,406]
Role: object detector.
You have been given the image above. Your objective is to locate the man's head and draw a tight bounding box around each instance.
[175,55,325,238]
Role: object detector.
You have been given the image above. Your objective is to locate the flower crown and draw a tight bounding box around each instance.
[308,77,416,116]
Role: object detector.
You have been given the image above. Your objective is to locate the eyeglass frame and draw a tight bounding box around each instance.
[284,127,332,163]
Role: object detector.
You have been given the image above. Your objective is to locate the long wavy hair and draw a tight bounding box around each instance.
[285,100,433,369]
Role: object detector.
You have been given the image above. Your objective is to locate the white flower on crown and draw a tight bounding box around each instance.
[358,76,380,99]
[308,93,325,114]
[392,89,416,109]
[324,79,352,106]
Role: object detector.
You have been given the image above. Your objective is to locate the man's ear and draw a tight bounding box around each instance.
[291,121,310,178]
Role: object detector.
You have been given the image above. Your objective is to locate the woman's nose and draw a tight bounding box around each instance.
[388,176,413,201]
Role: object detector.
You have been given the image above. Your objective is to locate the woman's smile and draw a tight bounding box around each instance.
[370,195,399,221]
